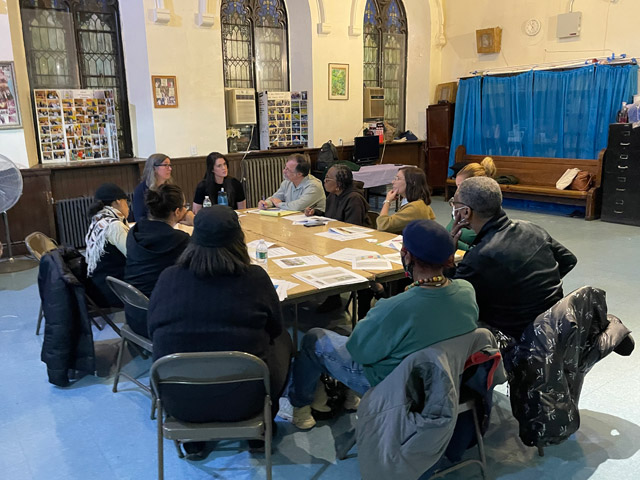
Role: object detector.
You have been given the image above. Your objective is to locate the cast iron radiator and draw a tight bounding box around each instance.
[240,155,294,208]
[54,193,133,249]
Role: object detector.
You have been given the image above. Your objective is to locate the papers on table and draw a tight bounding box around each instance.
[268,247,297,258]
[315,227,373,242]
[292,266,369,289]
[383,252,403,265]
[325,247,375,263]
[271,278,299,301]
[378,235,403,251]
[247,239,276,249]
[329,226,374,235]
[284,214,335,225]
[273,255,328,269]
[352,254,392,271]
[259,209,299,217]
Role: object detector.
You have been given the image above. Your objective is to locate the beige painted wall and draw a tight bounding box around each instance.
[440,0,640,81]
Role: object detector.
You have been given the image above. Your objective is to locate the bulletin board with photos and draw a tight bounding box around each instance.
[34,89,119,163]
[258,91,309,150]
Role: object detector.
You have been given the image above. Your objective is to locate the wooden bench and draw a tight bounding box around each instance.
[444,146,605,221]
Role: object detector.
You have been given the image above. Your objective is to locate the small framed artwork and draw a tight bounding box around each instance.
[0,62,22,129]
[152,75,178,108]
[476,27,502,54]
[435,82,458,104]
[328,63,349,100]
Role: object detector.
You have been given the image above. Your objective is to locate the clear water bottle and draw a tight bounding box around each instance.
[256,239,268,271]
[202,195,212,208]
[217,188,229,206]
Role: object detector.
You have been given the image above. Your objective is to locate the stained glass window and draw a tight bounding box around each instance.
[362,0,407,131]
[20,0,133,157]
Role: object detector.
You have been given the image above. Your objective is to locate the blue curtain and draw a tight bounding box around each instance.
[448,63,639,168]
[482,71,533,157]
[449,76,482,171]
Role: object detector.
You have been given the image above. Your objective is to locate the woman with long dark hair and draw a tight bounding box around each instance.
[192,152,246,212]
[124,184,190,337]
[376,167,435,234]
[85,183,130,307]
[148,206,292,456]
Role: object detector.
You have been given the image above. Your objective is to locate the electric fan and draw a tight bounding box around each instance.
[0,154,39,273]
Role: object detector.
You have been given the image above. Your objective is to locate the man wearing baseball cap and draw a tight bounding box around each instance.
[286,219,479,429]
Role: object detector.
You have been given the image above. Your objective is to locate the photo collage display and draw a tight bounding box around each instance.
[258,91,308,150]
[34,89,118,163]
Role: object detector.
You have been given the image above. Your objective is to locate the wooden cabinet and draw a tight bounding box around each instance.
[426,103,455,190]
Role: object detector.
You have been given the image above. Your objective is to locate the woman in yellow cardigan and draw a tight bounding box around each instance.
[376,167,435,234]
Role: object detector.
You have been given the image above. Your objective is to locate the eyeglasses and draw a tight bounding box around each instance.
[155,163,172,168]
[448,197,469,208]
[393,175,404,181]
[324,177,336,182]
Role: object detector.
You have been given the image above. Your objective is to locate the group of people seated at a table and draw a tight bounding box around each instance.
[81,150,577,459]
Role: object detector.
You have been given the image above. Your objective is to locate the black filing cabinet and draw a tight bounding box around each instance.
[602,124,640,226]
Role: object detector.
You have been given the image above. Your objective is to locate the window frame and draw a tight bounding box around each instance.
[20,0,133,158]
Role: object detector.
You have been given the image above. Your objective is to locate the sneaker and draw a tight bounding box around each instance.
[292,405,316,429]
[344,389,361,411]
[277,397,293,422]
[310,380,332,413]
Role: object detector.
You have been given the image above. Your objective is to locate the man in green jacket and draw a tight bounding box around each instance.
[286,219,479,429]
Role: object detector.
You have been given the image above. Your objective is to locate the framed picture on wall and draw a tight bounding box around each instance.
[434,82,458,104]
[0,62,22,129]
[151,75,178,108]
[328,63,349,100]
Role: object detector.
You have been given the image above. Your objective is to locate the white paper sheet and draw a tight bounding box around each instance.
[292,267,369,289]
[271,278,299,301]
[247,239,276,249]
[383,252,403,265]
[315,231,372,242]
[325,247,382,262]
[284,214,335,224]
[267,247,297,258]
[352,254,392,270]
[273,255,328,269]
[329,226,374,235]
[378,235,403,251]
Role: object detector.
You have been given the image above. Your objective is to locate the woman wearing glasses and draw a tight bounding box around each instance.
[447,157,496,250]
[376,167,435,234]
[132,153,174,221]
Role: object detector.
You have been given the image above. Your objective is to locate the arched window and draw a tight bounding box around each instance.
[221,0,289,92]
[221,0,289,148]
[363,0,407,131]
[20,0,133,157]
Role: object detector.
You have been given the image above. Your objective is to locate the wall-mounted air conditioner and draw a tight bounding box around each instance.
[363,87,385,119]
[225,88,257,125]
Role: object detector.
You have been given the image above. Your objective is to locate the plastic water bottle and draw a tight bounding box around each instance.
[217,188,229,206]
[256,239,268,271]
[202,195,212,208]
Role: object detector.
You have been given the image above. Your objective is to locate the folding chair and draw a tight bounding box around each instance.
[150,352,272,480]
[25,232,58,335]
[105,276,152,398]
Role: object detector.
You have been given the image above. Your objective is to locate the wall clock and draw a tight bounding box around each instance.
[525,18,542,36]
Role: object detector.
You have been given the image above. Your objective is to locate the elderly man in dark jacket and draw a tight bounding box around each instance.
[450,177,577,339]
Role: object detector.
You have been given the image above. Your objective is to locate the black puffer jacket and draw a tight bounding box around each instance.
[39,247,95,387]
[455,210,577,339]
[502,286,633,448]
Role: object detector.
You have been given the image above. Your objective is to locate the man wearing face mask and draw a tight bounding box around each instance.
[450,177,577,339]
[286,219,479,429]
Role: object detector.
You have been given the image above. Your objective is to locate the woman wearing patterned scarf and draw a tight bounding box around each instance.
[85,183,130,307]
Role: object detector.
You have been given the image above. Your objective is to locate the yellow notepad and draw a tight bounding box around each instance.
[259,209,299,217]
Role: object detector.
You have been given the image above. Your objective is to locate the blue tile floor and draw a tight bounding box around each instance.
[1,197,639,479]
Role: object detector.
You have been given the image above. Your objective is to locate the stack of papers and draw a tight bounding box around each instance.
[259,209,299,217]
[271,278,299,301]
[283,214,335,225]
[378,235,403,251]
[316,226,373,242]
[325,247,377,262]
[292,267,369,289]
[273,255,328,269]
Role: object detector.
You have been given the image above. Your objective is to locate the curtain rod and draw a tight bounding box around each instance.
[461,54,637,79]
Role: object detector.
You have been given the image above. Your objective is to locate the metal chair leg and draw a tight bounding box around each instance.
[471,404,487,479]
[112,337,127,393]
[36,303,44,335]
[265,397,272,480]
[174,440,184,458]
[537,445,545,457]
[157,400,164,480]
